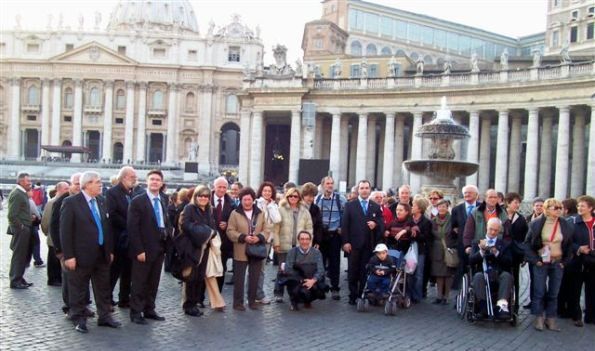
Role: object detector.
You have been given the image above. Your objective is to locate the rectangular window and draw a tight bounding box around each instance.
[228,46,240,62]
[554,0,560,7]
[64,116,72,122]
[458,35,472,55]
[381,17,393,37]
[589,7,595,15]
[350,64,361,78]
[570,26,578,42]
[587,23,594,40]
[27,43,40,53]
[27,115,37,121]
[368,64,378,78]
[365,12,379,34]
[118,46,126,55]
[115,118,124,124]
[421,25,433,45]
[447,32,459,52]
[408,23,421,43]
[395,20,407,39]
[153,48,166,58]
[571,11,578,20]
[188,49,197,61]
[152,119,162,126]
[348,9,364,31]
[314,39,323,49]
[65,44,74,51]
[434,30,447,48]
[552,30,560,47]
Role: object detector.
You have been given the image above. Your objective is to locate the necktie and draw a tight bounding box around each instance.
[216,198,223,222]
[153,197,163,228]
[467,205,474,216]
[90,198,104,245]
[361,200,367,215]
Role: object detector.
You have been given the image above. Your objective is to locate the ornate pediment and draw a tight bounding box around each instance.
[48,41,137,65]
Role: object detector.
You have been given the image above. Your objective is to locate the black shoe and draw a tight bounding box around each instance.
[98,318,122,328]
[83,308,95,318]
[10,282,29,289]
[130,314,147,325]
[62,305,70,314]
[110,300,118,306]
[34,261,46,268]
[74,322,88,333]
[47,280,61,287]
[348,299,356,306]
[496,307,510,320]
[290,303,299,311]
[198,302,206,308]
[117,301,130,308]
[432,298,442,305]
[184,307,203,317]
[20,279,33,287]
[523,302,532,310]
[144,312,165,321]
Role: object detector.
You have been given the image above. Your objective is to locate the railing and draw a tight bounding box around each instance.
[340,79,360,89]
[570,63,591,76]
[394,77,414,87]
[449,74,470,86]
[478,72,499,84]
[147,109,167,117]
[421,76,441,87]
[539,66,561,80]
[83,105,103,114]
[22,104,40,112]
[368,78,387,89]
[508,70,530,82]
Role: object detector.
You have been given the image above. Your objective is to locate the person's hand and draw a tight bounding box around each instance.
[559,262,564,269]
[579,245,590,255]
[396,230,406,240]
[465,247,472,255]
[478,239,487,250]
[367,221,377,230]
[453,228,459,234]
[343,243,352,254]
[64,258,76,271]
[302,279,316,289]
[56,252,64,260]
[274,245,280,253]
[536,261,543,267]
[384,230,390,238]
[137,252,146,263]
[219,221,227,231]
[490,247,499,255]
[110,254,114,264]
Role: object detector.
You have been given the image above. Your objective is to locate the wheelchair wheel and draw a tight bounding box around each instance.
[510,313,518,327]
[456,274,469,319]
[356,298,365,312]
[466,288,476,323]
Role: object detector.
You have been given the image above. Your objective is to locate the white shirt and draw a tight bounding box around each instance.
[146,190,164,228]
[214,194,225,208]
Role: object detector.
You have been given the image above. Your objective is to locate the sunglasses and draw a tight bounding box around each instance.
[549,206,562,210]
[429,197,441,201]
[196,194,210,198]
[287,195,299,199]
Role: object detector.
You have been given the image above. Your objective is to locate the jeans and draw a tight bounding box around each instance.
[274,252,288,297]
[367,275,390,295]
[532,262,564,318]
[31,227,43,264]
[410,254,425,302]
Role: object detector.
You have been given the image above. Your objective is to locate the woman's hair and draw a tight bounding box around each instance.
[562,198,578,215]
[436,199,449,208]
[577,195,595,209]
[543,198,563,216]
[177,188,189,203]
[428,189,444,199]
[397,202,411,213]
[238,187,256,202]
[191,185,211,209]
[412,197,429,213]
[504,192,522,204]
[169,192,178,205]
[301,182,318,198]
[280,187,302,207]
[256,181,277,201]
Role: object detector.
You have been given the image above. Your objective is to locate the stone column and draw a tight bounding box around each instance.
[478,114,492,192]
[135,82,147,162]
[587,106,595,196]
[570,108,586,197]
[366,116,377,183]
[40,78,51,147]
[466,110,480,186]
[238,109,251,184]
[329,112,342,180]
[554,106,570,199]
[355,113,368,182]
[8,78,21,158]
[339,117,349,184]
[539,112,554,198]
[101,80,114,161]
[50,78,62,146]
[71,79,83,162]
[393,114,405,188]
[289,110,301,184]
[249,111,264,187]
[507,111,522,193]
[198,85,213,173]
[382,112,395,190]
[165,83,178,164]
[123,81,135,163]
[524,107,539,199]
[410,112,423,193]
[494,110,509,193]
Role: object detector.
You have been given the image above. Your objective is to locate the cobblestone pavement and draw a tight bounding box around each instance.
[0,209,593,351]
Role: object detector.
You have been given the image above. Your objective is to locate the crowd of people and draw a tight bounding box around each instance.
[4,168,594,334]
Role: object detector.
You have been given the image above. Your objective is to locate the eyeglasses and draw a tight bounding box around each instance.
[549,206,562,210]
[429,197,441,201]
[287,195,299,199]
[196,194,210,198]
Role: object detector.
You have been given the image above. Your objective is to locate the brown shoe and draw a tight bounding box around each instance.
[248,303,260,310]
[233,305,245,311]
[545,317,561,332]
[534,316,544,331]
[214,307,225,312]
[574,319,584,327]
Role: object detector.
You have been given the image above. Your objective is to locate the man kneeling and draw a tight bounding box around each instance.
[469,218,513,319]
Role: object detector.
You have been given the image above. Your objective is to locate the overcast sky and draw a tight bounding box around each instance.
[0,0,547,63]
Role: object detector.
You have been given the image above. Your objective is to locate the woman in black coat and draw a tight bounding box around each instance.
[503,193,529,312]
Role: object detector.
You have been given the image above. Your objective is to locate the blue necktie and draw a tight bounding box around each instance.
[153,197,163,228]
[361,200,367,215]
[467,205,474,216]
[90,198,104,245]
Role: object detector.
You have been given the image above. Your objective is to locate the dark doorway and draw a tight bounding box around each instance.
[264,124,290,187]
[149,133,164,163]
[62,140,72,160]
[220,122,240,166]
[113,142,124,163]
[87,131,100,161]
[24,129,39,159]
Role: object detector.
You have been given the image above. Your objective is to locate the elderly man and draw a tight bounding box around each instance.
[468,218,513,319]
[463,189,509,251]
[61,171,120,333]
[41,181,70,286]
[211,176,237,290]
[106,166,137,308]
[7,172,33,289]
[451,185,481,289]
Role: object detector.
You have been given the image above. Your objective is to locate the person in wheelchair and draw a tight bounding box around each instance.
[468,218,513,320]
[365,243,397,300]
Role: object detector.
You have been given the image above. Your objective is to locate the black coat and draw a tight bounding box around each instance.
[106,183,133,249]
[504,212,529,263]
[341,198,384,250]
[524,216,574,266]
[60,192,113,267]
[309,203,324,246]
[127,191,170,262]
[411,215,432,255]
[180,203,217,281]
[567,215,594,271]
[451,201,480,238]
[211,192,236,253]
[50,192,69,253]
[468,238,512,274]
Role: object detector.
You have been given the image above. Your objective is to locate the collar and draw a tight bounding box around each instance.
[322,192,334,200]
[146,189,160,202]
[214,194,225,203]
[466,202,476,207]
[81,190,95,203]
[298,247,311,255]
[15,185,27,193]
[358,196,368,203]
[485,236,497,244]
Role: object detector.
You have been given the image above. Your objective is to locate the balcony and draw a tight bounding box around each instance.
[22,104,40,112]
[147,109,167,117]
[84,105,103,114]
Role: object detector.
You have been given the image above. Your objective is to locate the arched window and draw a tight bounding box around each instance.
[153,90,163,109]
[381,47,392,56]
[226,95,238,114]
[115,89,126,110]
[185,92,195,112]
[366,43,377,56]
[395,49,406,57]
[436,57,445,67]
[350,41,362,56]
[63,87,73,109]
[89,87,100,106]
[27,85,40,105]
[409,52,419,61]
[112,142,124,163]
[423,55,433,64]
[219,122,240,165]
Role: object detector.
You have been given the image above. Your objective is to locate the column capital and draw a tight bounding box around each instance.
[73,79,83,88]
[358,112,368,118]
[52,77,62,85]
[412,111,423,118]
[137,81,148,90]
[126,81,136,90]
[11,77,21,86]
[385,112,396,119]
[104,80,114,89]
[557,106,570,114]
[41,78,51,85]
[498,109,509,116]
[168,82,179,92]
[291,109,301,115]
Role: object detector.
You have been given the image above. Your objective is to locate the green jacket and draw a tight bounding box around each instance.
[7,187,32,228]
[462,202,508,248]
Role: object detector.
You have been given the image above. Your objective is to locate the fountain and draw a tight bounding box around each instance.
[403,97,478,200]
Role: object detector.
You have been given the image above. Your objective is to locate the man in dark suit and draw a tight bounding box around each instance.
[7,172,33,289]
[106,166,137,308]
[341,179,384,305]
[128,169,170,324]
[61,171,120,333]
[211,176,236,291]
[451,185,481,289]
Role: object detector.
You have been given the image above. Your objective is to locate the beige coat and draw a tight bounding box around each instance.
[226,207,267,262]
[41,197,56,247]
[274,203,313,253]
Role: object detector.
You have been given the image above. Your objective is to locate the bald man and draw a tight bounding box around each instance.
[41,182,70,286]
[463,189,509,251]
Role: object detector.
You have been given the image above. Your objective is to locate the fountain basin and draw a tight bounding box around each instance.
[403,159,479,177]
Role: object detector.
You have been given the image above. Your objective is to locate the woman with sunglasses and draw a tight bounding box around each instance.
[273,187,313,302]
[524,198,574,331]
[180,185,225,316]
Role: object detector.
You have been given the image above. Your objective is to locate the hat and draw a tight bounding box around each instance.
[374,243,388,253]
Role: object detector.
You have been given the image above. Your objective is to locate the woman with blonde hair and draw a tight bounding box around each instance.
[180,185,225,316]
[524,198,574,331]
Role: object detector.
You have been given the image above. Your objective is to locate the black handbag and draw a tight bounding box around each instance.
[246,242,267,259]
